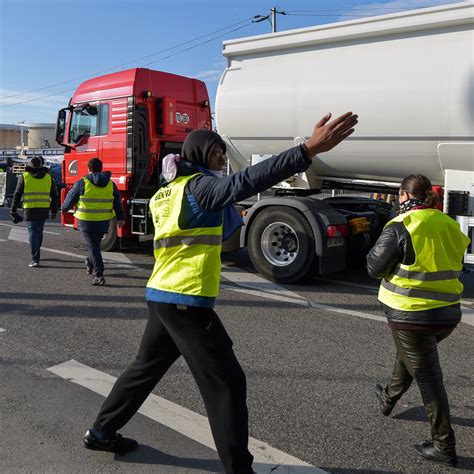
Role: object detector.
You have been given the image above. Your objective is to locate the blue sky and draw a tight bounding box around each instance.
[0,0,461,125]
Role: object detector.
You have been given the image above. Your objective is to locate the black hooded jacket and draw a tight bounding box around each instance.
[12,166,59,221]
[61,171,124,233]
[159,149,310,212]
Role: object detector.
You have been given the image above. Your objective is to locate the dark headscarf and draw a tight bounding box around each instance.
[181,129,226,169]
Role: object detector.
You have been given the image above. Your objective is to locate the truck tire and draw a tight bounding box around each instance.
[248,206,316,283]
[100,218,119,251]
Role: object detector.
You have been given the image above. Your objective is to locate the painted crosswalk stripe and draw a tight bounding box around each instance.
[48,360,325,474]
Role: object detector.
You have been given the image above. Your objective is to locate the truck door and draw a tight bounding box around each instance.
[99,99,126,176]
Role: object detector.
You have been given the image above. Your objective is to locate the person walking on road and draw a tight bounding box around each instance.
[11,157,59,267]
[82,112,358,473]
[61,158,124,286]
[367,174,470,468]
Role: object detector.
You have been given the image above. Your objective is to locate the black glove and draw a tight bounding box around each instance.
[10,211,23,224]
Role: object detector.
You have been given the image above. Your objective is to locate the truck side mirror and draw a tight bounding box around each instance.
[56,109,67,145]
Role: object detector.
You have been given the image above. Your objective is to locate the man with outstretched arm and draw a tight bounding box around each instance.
[82,112,358,473]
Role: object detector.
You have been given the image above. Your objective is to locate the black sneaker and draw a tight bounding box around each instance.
[414,440,458,467]
[28,261,39,268]
[373,383,395,416]
[83,429,138,454]
[85,258,93,275]
[92,276,106,286]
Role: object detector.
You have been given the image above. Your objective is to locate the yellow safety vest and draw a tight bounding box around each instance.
[74,177,114,221]
[378,209,470,311]
[146,174,223,297]
[23,173,52,209]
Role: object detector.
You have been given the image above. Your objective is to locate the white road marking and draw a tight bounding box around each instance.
[315,277,378,293]
[5,222,472,327]
[1,222,61,234]
[460,306,474,327]
[221,266,306,301]
[223,271,474,327]
[102,251,132,264]
[5,228,139,269]
[221,284,386,323]
[0,328,6,333]
[0,239,7,242]
[8,227,29,243]
[48,360,325,473]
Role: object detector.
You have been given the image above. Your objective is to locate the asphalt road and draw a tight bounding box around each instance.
[1,207,473,473]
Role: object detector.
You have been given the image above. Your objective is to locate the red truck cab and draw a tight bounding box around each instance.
[55,68,211,249]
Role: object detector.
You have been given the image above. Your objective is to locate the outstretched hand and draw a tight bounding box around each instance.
[305,112,358,159]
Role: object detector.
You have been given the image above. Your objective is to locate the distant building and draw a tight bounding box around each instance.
[0,124,28,149]
[21,123,56,148]
[0,123,56,149]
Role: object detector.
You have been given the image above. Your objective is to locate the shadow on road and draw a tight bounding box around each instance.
[114,443,221,471]
[395,406,474,428]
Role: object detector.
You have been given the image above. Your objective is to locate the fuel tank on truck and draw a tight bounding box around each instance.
[215,2,474,188]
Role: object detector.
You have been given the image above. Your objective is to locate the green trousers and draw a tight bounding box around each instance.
[383,327,456,452]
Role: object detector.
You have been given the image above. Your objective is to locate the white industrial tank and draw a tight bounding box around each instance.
[216,2,474,187]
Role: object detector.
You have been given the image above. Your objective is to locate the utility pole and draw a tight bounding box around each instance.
[253,7,286,33]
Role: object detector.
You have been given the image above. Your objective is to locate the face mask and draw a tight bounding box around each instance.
[211,170,224,178]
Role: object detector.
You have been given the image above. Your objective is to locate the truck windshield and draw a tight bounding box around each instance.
[69,107,98,143]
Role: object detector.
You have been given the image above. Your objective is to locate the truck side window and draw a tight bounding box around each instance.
[69,107,98,143]
[99,104,109,135]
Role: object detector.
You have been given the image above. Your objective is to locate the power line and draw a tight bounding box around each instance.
[143,23,255,67]
[0,19,258,109]
[0,17,255,102]
[0,87,79,109]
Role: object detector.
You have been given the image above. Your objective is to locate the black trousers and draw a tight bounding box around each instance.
[383,327,456,452]
[81,231,105,277]
[93,301,254,474]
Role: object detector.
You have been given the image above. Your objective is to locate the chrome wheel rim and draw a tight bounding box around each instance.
[260,221,299,267]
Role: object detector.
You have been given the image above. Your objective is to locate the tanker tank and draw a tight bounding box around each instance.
[215,2,474,188]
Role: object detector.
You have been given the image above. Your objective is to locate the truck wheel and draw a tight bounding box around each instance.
[101,218,119,251]
[248,206,316,283]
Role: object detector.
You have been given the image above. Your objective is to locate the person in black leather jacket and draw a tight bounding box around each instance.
[367,174,470,468]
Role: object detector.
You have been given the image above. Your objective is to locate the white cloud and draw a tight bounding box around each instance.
[0,88,70,124]
[338,0,464,21]
[0,88,70,108]
[195,69,224,81]
[195,58,227,83]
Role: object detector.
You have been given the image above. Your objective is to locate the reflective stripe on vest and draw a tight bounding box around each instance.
[153,234,222,250]
[381,280,462,304]
[22,173,52,209]
[73,177,114,221]
[146,174,223,298]
[378,209,470,311]
[394,268,461,281]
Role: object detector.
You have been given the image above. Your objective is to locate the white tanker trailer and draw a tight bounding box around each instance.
[216,1,474,283]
